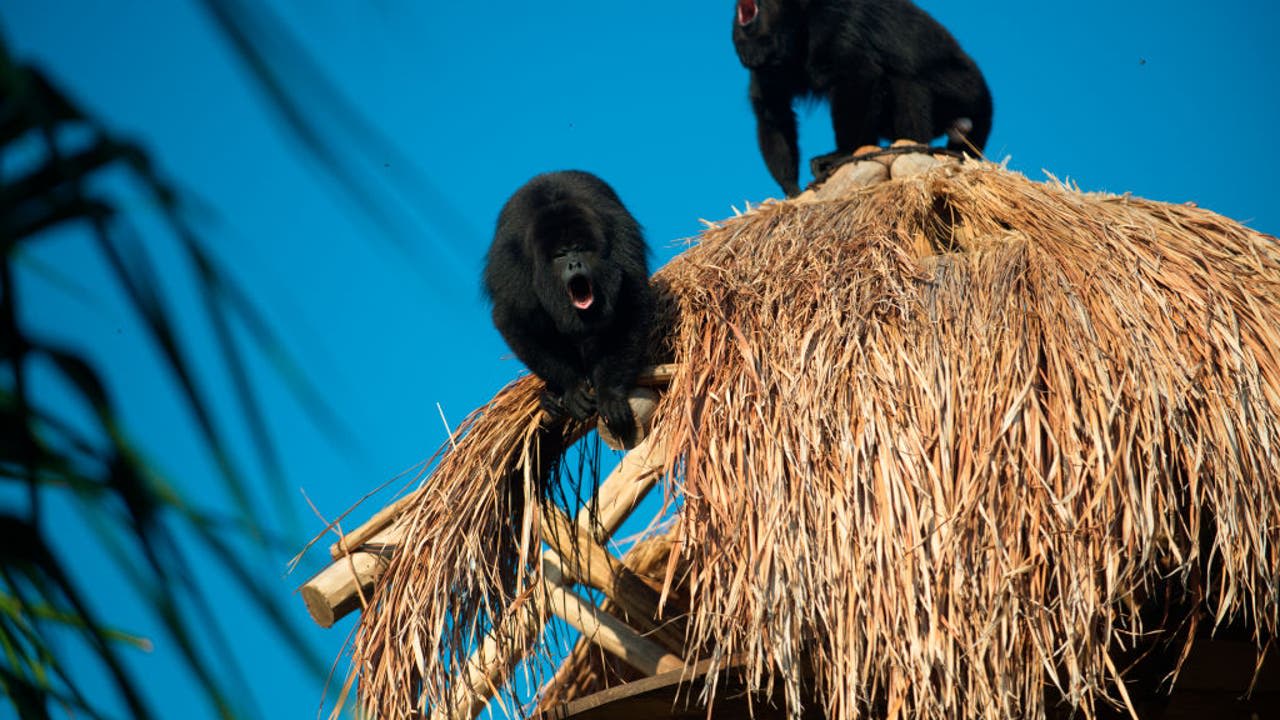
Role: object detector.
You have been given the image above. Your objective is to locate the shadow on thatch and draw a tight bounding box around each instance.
[348,159,1280,720]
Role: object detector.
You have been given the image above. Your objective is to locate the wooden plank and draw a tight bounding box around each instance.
[539,660,820,720]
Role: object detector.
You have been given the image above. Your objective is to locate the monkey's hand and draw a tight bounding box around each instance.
[596,387,637,447]
[562,382,597,423]
[539,390,569,419]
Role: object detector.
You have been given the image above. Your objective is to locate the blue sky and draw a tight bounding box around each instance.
[2,1,1278,718]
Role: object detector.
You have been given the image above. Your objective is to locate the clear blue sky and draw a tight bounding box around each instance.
[3,1,1278,718]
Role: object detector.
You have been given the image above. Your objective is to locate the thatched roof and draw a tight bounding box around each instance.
[344,156,1280,720]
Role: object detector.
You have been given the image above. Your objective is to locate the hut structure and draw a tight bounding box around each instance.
[300,148,1280,720]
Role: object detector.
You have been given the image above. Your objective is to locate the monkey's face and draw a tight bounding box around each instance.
[552,247,600,312]
[732,0,805,69]
[542,238,625,334]
[526,209,623,332]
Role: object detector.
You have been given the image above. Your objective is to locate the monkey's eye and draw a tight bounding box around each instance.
[736,0,759,26]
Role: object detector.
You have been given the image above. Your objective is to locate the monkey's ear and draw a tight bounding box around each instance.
[736,0,759,27]
[521,230,548,262]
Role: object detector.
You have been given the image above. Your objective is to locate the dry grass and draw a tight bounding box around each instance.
[347,377,563,718]
[350,160,1280,719]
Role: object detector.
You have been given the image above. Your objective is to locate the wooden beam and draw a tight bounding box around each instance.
[322,366,675,562]
[536,658,792,720]
[434,597,543,720]
[583,435,668,539]
[300,390,669,629]
[636,364,677,387]
[322,366,670,558]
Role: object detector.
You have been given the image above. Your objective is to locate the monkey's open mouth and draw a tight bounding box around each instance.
[736,0,758,26]
[567,276,594,310]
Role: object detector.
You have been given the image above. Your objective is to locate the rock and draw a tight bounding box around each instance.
[815,160,889,198]
[890,153,944,179]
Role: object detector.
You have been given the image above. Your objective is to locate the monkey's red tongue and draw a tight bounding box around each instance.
[737,0,758,26]
[568,277,594,310]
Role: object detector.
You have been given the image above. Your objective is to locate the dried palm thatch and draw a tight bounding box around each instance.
[348,159,1280,720]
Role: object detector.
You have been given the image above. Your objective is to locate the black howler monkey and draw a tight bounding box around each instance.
[733,0,993,196]
[484,171,654,443]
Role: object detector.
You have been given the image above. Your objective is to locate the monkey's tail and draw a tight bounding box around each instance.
[946,118,985,157]
[946,117,973,145]
[946,84,993,156]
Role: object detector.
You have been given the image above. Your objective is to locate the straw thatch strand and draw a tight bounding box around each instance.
[349,159,1280,720]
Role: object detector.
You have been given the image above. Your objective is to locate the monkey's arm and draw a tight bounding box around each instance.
[583,288,654,444]
[749,71,801,197]
[493,308,594,421]
[519,339,594,421]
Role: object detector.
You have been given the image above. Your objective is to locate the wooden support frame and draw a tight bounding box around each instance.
[429,433,672,720]
[542,552,683,676]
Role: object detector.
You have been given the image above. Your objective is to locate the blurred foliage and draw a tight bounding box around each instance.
[0,0,449,712]
[0,37,326,718]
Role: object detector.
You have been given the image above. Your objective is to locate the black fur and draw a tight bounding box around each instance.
[733,0,993,195]
[484,171,653,443]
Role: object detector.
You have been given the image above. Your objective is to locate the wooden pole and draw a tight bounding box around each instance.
[323,365,675,560]
[433,597,543,720]
[431,548,683,720]
[302,525,397,628]
[298,370,677,716]
[327,493,416,559]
